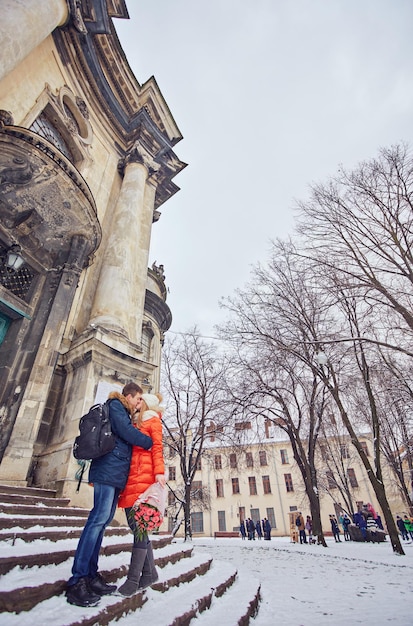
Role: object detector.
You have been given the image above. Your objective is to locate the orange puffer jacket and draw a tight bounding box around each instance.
[118,411,164,509]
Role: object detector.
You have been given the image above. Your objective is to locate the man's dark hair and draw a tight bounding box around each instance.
[122,382,143,397]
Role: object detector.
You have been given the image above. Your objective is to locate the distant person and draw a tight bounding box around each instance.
[396,515,409,541]
[255,519,263,539]
[305,515,313,543]
[403,515,413,541]
[296,512,307,544]
[264,518,272,540]
[240,520,246,540]
[366,513,378,542]
[342,514,351,541]
[246,518,255,540]
[329,515,341,542]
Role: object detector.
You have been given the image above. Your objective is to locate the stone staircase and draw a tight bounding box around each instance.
[0,485,261,625]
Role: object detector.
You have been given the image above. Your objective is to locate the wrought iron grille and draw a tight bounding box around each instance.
[0,248,35,301]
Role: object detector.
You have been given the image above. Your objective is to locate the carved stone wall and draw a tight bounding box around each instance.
[0,0,181,502]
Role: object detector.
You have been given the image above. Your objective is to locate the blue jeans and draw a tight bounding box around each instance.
[68,483,120,586]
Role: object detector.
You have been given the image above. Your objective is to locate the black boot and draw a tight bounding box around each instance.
[118,547,147,596]
[66,577,100,607]
[89,573,117,595]
[139,542,159,589]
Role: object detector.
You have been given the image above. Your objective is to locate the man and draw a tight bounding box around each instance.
[296,512,307,544]
[66,382,152,608]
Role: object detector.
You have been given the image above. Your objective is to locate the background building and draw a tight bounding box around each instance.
[0,0,185,506]
[164,417,397,538]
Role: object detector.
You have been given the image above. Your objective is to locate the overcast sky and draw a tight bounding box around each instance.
[115,1,413,338]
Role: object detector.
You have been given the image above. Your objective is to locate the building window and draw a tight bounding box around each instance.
[235,421,251,431]
[259,450,268,466]
[214,454,222,470]
[266,507,276,529]
[248,476,257,496]
[141,321,154,361]
[347,468,359,488]
[239,506,246,521]
[326,470,337,489]
[196,457,202,471]
[250,508,260,523]
[284,473,294,492]
[31,111,74,161]
[168,491,175,506]
[168,466,176,481]
[216,478,224,497]
[191,480,203,500]
[262,475,272,494]
[232,477,240,494]
[340,444,350,459]
[229,453,237,469]
[360,441,369,456]
[280,449,289,464]
[191,511,204,533]
[168,444,175,459]
[264,419,272,438]
[246,452,254,468]
[218,510,226,532]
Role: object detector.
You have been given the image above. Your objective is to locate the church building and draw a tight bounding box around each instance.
[0,0,185,505]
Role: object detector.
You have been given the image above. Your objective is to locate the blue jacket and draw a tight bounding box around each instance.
[89,395,152,489]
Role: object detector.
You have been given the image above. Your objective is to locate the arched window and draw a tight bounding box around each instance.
[30,112,74,161]
[141,321,154,361]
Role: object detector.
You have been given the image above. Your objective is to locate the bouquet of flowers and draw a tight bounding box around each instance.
[129,482,166,541]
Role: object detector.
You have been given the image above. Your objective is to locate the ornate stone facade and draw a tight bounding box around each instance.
[0,0,185,506]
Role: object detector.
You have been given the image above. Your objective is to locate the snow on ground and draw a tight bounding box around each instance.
[193,536,413,626]
[1,534,412,625]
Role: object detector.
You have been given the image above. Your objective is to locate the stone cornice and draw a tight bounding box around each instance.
[144,289,172,332]
[54,3,187,209]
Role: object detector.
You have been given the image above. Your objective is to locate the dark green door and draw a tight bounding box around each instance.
[0,312,10,344]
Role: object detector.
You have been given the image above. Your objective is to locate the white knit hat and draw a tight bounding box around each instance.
[141,393,163,411]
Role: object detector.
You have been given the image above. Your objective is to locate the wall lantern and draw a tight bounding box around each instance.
[6,244,25,271]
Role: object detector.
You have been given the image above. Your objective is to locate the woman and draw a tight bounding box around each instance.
[118,392,166,596]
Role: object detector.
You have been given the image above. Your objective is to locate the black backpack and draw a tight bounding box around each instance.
[73,401,115,461]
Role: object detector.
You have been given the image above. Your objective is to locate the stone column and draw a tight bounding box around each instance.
[89,144,159,345]
[0,0,69,83]
[0,235,90,484]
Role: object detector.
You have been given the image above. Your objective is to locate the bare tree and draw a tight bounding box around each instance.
[161,329,227,540]
[220,241,336,546]
[297,143,413,347]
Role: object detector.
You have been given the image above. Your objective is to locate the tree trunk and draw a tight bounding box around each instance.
[183,484,192,541]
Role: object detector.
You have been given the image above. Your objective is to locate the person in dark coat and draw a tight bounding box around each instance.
[246,517,255,540]
[66,383,152,608]
[255,519,263,539]
[240,520,246,540]
[396,515,409,540]
[264,518,272,540]
[329,515,341,542]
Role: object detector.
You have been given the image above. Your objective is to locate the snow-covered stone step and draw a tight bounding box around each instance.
[116,557,241,626]
[1,552,213,626]
[0,502,90,518]
[0,525,131,543]
[0,514,87,529]
[190,567,261,625]
[0,540,191,613]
